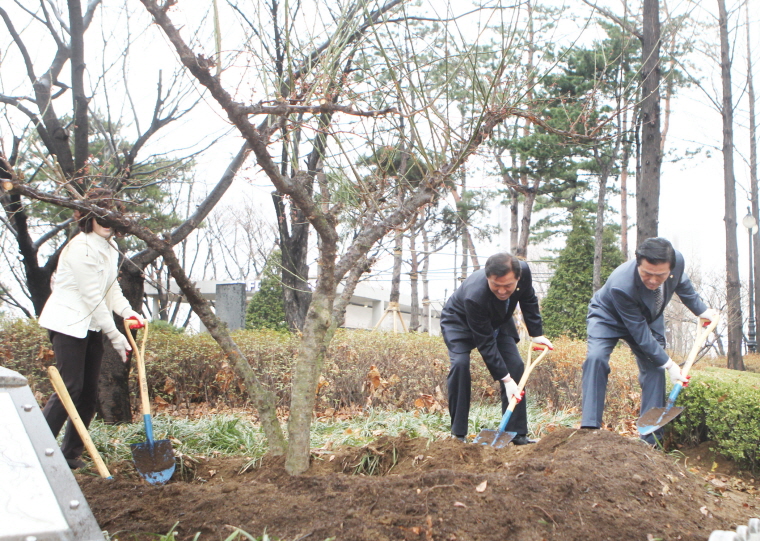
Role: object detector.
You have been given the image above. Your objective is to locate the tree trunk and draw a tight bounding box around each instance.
[621,104,631,260]
[516,177,540,258]
[96,258,145,423]
[421,224,431,334]
[286,288,334,474]
[593,153,610,292]
[747,1,760,347]
[409,217,420,331]
[718,0,745,371]
[275,196,312,331]
[637,0,662,244]
[510,188,519,252]
[383,226,404,332]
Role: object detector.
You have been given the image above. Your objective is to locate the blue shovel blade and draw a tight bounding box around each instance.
[636,406,684,436]
[131,439,175,485]
[473,429,518,448]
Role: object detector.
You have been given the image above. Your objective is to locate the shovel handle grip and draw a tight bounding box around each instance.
[47,366,112,479]
[681,315,720,378]
[126,320,152,417]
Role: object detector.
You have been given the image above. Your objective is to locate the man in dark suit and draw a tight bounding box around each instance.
[581,237,719,442]
[440,252,553,444]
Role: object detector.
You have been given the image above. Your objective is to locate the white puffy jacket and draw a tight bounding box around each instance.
[38,232,133,338]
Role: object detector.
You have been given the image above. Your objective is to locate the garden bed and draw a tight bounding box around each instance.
[79,427,759,540]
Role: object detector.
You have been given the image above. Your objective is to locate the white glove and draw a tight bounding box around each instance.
[106,329,132,363]
[501,374,522,403]
[699,308,720,324]
[531,335,554,350]
[664,358,689,386]
[124,310,145,328]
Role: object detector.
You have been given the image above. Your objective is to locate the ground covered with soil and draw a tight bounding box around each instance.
[78,428,759,540]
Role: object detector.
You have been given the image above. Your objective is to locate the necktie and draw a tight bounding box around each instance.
[653,286,663,314]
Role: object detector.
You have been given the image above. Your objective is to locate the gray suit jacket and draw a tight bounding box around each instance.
[440,263,543,380]
[586,251,707,366]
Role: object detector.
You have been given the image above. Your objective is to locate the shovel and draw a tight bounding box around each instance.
[126,318,175,484]
[473,344,551,448]
[47,365,112,479]
[637,315,721,436]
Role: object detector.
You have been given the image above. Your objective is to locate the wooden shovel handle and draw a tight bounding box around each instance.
[47,366,111,479]
[681,315,721,378]
[126,319,151,417]
[516,344,551,394]
[504,345,551,413]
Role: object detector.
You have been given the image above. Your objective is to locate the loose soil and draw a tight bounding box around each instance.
[78,428,759,540]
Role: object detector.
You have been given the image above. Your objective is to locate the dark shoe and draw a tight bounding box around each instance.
[452,434,466,442]
[511,434,536,445]
[580,426,599,430]
[66,457,86,470]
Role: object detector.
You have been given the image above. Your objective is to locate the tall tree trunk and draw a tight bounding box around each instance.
[621,103,632,259]
[68,0,89,182]
[718,0,745,371]
[593,152,611,292]
[459,168,469,281]
[747,1,760,348]
[510,187,519,252]
[516,177,540,257]
[637,0,662,244]
[390,229,403,304]
[516,0,536,259]
[409,216,420,331]
[421,223,431,334]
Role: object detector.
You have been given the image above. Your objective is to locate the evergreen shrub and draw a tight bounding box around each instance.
[670,366,760,473]
[542,214,623,339]
[246,250,288,331]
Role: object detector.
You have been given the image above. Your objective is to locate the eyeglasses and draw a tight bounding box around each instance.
[95,217,110,227]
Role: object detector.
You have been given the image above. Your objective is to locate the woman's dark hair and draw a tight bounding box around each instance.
[635,237,676,269]
[75,188,119,233]
[484,252,522,279]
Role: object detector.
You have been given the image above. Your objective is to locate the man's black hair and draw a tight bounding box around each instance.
[635,237,676,269]
[484,253,522,279]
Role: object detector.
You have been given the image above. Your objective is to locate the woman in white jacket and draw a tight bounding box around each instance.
[38,191,143,469]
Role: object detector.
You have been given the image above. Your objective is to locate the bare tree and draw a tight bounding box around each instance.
[717,0,744,370]
[0,1,255,421]
[747,0,760,349]
[134,0,601,474]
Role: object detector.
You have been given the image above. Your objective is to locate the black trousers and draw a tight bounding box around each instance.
[447,334,526,437]
[42,330,104,460]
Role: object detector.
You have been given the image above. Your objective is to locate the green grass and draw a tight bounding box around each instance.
[85,400,579,466]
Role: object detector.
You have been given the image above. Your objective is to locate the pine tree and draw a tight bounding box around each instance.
[245,251,288,331]
[542,215,623,339]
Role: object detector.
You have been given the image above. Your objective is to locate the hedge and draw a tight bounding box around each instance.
[1,319,640,426]
[671,366,760,473]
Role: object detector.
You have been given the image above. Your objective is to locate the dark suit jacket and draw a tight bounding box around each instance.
[440,262,543,381]
[587,251,707,366]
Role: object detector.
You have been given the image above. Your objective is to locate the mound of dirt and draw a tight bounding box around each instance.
[78,428,758,540]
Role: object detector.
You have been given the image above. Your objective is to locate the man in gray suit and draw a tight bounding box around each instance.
[581,237,719,442]
[440,253,553,444]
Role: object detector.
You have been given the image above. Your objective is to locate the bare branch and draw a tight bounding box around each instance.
[580,0,642,40]
[243,101,398,118]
